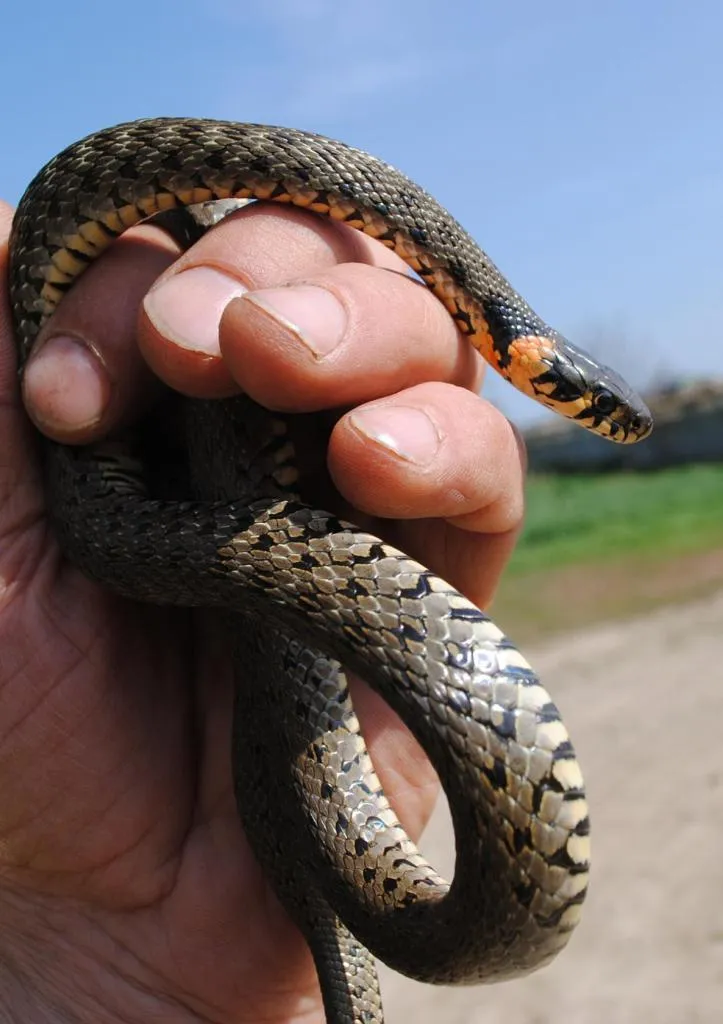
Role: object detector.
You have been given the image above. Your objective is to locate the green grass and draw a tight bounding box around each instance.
[508,464,723,576]
[491,465,723,640]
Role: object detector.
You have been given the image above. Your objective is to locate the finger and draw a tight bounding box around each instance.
[217,262,481,412]
[21,224,182,443]
[328,382,525,534]
[401,519,521,612]
[0,199,46,548]
[24,200,468,439]
[139,203,483,402]
[349,677,439,840]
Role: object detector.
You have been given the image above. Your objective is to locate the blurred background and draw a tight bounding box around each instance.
[2,1,721,1020]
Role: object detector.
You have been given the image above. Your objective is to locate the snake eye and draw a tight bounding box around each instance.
[593,388,617,415]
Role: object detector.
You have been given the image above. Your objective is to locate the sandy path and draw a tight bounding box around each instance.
[378,589,723,1023]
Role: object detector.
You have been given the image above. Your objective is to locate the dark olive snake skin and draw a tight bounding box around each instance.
[9,119,653,1024]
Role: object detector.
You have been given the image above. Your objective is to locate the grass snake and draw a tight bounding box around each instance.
[8,118,653,1023]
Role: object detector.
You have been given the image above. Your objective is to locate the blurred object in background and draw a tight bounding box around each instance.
[524,377,723,473]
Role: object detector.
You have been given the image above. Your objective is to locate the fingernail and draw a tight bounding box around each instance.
[350,406,441,464]
[24,335,109,432]
[144,266,248,354]
[244,285,347,357]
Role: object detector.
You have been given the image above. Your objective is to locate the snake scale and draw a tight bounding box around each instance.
[9,119,653,1023]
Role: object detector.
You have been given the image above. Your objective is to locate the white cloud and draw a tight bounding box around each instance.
[214,0,448,122]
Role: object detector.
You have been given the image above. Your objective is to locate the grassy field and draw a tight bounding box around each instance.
[492,464,723,642]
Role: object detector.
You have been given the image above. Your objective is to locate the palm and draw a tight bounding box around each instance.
[0,396,444,1022]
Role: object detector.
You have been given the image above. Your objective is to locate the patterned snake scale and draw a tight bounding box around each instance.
[9,119,653,1024]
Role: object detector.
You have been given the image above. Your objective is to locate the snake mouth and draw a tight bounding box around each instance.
[623,404,654,443]
[572,398,654,444]
[599,410,653,443]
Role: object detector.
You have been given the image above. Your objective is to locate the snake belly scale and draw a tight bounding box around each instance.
[9,118,652,1024]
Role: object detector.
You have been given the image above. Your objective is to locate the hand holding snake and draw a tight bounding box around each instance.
[2,121,651,1024]
[0,188,517,1024]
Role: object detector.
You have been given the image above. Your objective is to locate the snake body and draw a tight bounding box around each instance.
[9,119,652,1024]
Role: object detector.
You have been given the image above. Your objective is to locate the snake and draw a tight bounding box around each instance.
[8,118,653,1024]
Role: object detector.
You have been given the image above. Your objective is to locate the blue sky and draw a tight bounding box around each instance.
[2,0,721,425]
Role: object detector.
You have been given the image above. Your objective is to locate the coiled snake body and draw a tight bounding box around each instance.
[9,119,653,1023]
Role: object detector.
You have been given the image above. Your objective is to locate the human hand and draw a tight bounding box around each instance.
[0,199,525,1023]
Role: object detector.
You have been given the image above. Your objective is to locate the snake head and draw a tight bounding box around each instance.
[550,337,653,443]
[506,332,654,444]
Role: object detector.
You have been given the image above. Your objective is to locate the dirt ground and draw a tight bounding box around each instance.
[378,588,723,1024]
